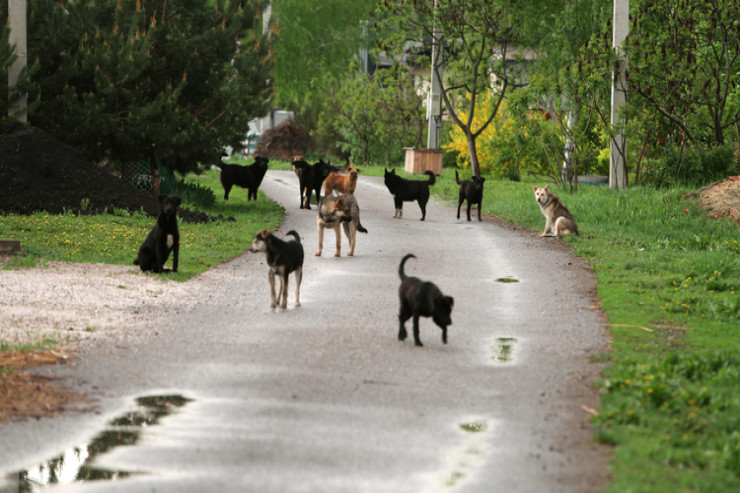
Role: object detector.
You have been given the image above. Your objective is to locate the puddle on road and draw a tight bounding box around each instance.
[442,418,492,489]
[490,338,518,364]
[6,394,191,491]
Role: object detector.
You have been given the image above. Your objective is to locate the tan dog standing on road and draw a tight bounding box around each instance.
[533,185,579,236]
[315,194,368,257]
[324,168,359,196]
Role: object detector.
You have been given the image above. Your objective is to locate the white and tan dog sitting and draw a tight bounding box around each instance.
[533,185,579,236]
[315,194,368,257]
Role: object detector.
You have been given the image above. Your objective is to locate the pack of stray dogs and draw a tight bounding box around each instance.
[134,158,578,348]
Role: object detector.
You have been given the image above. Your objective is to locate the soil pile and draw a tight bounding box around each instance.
[256,119,314,160]
[0,125,215,223]
[698,176,740,223]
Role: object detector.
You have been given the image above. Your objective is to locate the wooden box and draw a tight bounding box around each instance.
[404,148,443,175]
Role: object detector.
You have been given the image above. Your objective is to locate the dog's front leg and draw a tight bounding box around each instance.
[171,242,179,273]
[334,225,342,257]
[412,314,423,346]
[294,267,302,307]
[541,218,553,236]
[268,271,277,309]
[315,225,324,256]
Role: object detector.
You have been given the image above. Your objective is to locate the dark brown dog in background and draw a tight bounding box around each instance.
[455,170,486,222]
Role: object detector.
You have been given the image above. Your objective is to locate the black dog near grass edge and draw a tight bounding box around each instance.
[398,254,454,347]
[384,169,436,221]
[292,158,335,210]
[134,195,181,274]
[218,156,269,201]
[455,170,486,222]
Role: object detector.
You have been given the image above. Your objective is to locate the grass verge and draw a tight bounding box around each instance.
[0,167,284,281]
[425,168,740,492]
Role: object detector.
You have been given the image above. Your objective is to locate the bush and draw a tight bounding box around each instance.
[643,144,740,187]
[172,180,216,210]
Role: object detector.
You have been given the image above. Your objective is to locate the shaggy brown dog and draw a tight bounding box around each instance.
[315,194,368,257]
[324,168,359,196]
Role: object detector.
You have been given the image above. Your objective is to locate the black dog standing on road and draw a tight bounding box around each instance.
[292,158,335,210]
[249,229,304,309]
[455,170,486,222]
[383,169,436,221]
[397,254,454,347]
[134,195,181,273]
[218,156,269,200]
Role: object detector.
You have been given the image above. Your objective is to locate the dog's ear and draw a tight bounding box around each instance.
[533,186,538,191]
[173,196,182,207]
[258,230,271,239]
[544,185,550,192]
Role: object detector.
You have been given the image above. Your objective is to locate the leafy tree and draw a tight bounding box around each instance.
[624,0,740,147]
[272,0,376,132]
[378,0,531,177]
[517,0,611,187]
[26,0,273,174]
[327,62,425,166]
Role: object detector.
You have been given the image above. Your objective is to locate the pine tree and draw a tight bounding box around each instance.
[27,0,273,174]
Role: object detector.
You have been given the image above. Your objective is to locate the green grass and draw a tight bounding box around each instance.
[423,171,740,492]
[0,167,284,281]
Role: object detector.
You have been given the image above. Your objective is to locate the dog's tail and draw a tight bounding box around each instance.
[424,170,436,186]
[357,221,368,234]
[286,230,301,242]
[399,253,416,280]
[455,170,462,185]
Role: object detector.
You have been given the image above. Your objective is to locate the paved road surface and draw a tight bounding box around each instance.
[1,170,610,492]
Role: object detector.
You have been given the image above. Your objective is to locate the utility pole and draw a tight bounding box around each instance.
[609,0,628,189]
[426,0,443,150]
[8,0,28,123]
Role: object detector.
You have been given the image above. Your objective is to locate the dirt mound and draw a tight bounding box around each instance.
[698,176,740,223]
[0,125,216,223]
[256,119,314,161]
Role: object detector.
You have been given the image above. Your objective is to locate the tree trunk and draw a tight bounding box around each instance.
[466,130,480,177]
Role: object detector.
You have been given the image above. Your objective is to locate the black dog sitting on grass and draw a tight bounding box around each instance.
[134,195,181,274]
[218,156,269,201]
[455,170,486,222]
[397,253,454,347]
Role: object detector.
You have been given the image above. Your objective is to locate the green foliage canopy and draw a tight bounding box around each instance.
[25,0,273,174]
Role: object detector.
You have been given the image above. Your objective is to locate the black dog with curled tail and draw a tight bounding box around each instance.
[397,254,454,347]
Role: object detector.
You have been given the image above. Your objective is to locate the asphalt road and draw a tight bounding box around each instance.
[0,170,610,492]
